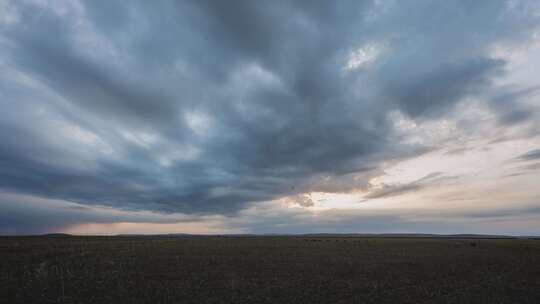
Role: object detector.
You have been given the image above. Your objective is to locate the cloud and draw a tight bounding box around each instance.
[284,194,316,207]
[228,200,540,235]
[363,172,454,200]
[0,0,539,224]
[0,191,228,234]
[515,149,540,161]
[490,85,540,126]
[523,162,540,171]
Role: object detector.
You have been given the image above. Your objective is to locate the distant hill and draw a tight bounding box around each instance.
[23,233,538,239]
[42,233,73,237]
[299,233,520,239]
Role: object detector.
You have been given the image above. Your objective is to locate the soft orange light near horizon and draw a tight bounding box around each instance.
[64,222,238,236]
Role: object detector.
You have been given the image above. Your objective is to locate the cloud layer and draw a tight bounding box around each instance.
[1,0,540,234]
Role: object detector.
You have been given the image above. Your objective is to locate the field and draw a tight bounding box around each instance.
[1,235,539,303]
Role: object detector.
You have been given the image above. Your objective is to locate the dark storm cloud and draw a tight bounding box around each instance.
[1,0,540,220]
[0,192,187,235]
[386,58,504,118]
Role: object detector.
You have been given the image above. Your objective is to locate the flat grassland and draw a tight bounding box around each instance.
[1,236,539,303]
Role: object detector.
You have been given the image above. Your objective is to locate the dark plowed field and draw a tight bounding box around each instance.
[1,236,539,303]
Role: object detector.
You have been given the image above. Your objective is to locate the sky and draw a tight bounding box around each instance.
[1,0,540,235]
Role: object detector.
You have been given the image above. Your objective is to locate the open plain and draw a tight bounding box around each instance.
[1,235,539,304]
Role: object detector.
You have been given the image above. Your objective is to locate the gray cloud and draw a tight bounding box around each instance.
[363,172,455,200]
[1,0,540,225]
[490,85,540,126]
[230,202,540,235]
[523,162,540,171]
[0,192,161,234]
[364,183,422,200]
[515,149,540,161]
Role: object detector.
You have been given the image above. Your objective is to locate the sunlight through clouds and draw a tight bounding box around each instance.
[1,0,540,235]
